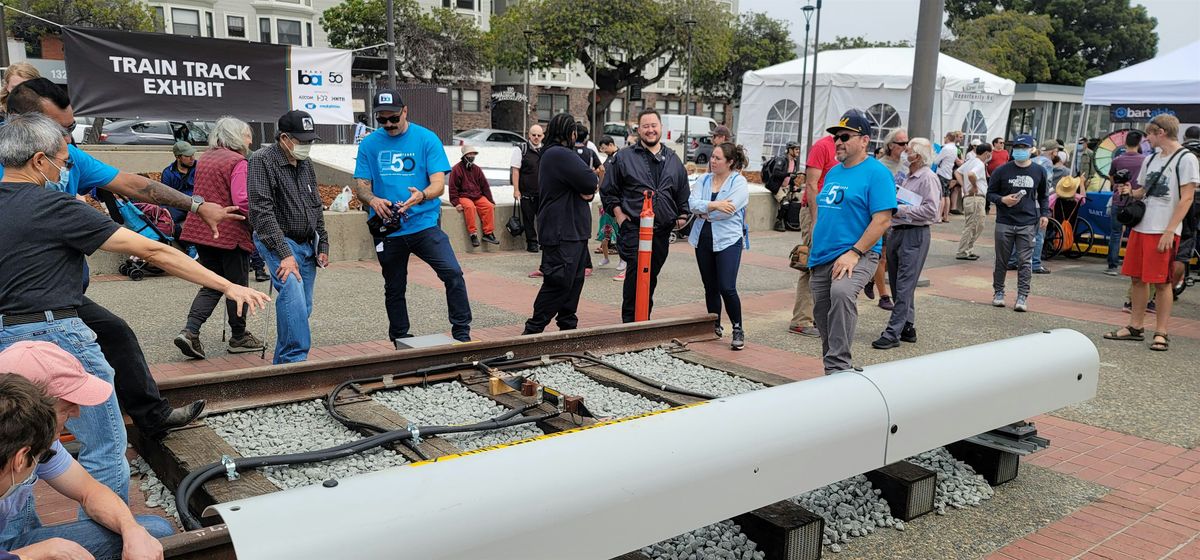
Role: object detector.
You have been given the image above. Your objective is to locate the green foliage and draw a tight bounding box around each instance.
[693,12,794,103]
[818,36,912,51]
[944,12,1056,82]
[7,0,155,48]
[489,0,735,119]
[944,0,1157,85]
[320,0,491,84]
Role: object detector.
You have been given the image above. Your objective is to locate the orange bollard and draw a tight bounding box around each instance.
[634,190,655,322]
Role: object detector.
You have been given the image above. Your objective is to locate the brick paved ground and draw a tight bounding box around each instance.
[39,219,1200,558]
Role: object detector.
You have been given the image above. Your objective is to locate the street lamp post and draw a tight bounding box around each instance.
[524,28,534,135]
[805,0,823,151]
[386,0,396,89]
[590,19,600,136]
[683,16,696,162]
[796,3,815,144]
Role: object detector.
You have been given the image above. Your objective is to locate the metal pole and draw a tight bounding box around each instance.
[796,5,814,144]
[524,32,531,135]
[804,0,822,151]
[0,6,10,71]
[590,21,599,136]
[386,0,396,89]
[683,19,695,160]
[908,0,942,139]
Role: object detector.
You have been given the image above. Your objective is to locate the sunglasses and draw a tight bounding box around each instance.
[376,115,403,125]
[834,132,862,143]
[65,121,77,133]
[890,141,908,146]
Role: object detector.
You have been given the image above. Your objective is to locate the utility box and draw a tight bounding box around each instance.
[946,440,1021,486]
[734,500,825,560]
[864,461,936,521]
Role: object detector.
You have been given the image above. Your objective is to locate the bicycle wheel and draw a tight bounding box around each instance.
[1065,219,1094,259]
[1042,219,1065,261]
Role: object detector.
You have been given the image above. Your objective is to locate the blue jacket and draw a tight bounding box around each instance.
[688,172,749,252]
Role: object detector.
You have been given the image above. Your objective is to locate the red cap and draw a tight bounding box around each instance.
[0,341,112,406]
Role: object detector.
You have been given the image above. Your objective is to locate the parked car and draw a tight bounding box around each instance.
[99,119,212,145]
[603,121,635,147]
[452,128,528,148]
[659,114,717,145]
[691,134,714,164]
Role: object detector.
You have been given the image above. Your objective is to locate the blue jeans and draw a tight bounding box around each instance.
[376,227,472,342]
[253,235,316,364]
[0,315,129,514]
[1008,223,1045,269]
[1108,210,1125,269]
[1,514,173,560]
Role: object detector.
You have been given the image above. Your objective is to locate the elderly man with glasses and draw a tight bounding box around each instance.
[806,111,897,374]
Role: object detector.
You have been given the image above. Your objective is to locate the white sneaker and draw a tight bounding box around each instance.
[600,257,610,267]
[1014,296,1028,312]
[992,292,1005,307]
[616,260,627,272]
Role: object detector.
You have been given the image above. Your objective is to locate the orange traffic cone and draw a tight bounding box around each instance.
[635,190,655,322]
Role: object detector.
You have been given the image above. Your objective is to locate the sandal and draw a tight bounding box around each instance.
[1150,332,1169,351]
[1104,325,1145,341]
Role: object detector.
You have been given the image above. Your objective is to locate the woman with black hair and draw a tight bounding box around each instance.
[522,113,599,334]
[689,142,750,349]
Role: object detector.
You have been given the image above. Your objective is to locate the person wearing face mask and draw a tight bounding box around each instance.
[352,90,472,343]
[247,109,329,364]
[448,144,499,247]
[0,344,173,559]
[987,134,1050,312]
[0,113,270,514]
[175,117,267,359]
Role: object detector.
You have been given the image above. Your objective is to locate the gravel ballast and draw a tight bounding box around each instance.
[208,399,408,490]
[520,362,669,418]
[906,447,996,514]
[372,381,544,451]
[792,475,901,553]
[642,520,765,560]
[603,347,767,397]
[131,456,180,526]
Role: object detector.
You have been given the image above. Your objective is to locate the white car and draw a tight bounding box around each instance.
[71,117,94,144]
[452,128,528,148]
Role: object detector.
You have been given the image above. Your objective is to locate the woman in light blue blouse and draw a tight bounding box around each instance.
[689,143,750,350]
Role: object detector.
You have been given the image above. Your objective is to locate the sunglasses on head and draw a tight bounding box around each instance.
[834,132,862,143]
[376,115,402,125]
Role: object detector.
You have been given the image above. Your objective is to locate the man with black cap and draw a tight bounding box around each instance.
[807,111,897,374]
[352,89,472,343]
[987,133,1049,312]
[248,109,328,364]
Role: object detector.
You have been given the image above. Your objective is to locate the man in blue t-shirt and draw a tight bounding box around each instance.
[807,111,897,374]
[352,89,472,342]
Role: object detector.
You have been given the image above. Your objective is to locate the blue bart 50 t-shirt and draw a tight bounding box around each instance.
[809,157,898,267]
[353,124,451,237]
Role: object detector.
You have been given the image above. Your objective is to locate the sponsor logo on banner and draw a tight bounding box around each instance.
[288,48,354,124]
[1110,104,1200,123]
[305,102,317,109]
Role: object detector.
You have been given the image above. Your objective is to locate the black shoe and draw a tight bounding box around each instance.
[526,243,539,253]
[872,336,900,349]
[731,326,745,351]
[174,330,206,359]
[900,324,917,343]
[714,323,724,338]
[470,234,480,247]
[254,268,269,282]
[773,219,786,232]
[482,233,500,245]
[158,400,206,434]
[1033,267,1051,274]
[864,282,875,300]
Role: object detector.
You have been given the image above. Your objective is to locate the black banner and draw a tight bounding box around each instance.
[63,26,289,121]
[1110,104,1200,123]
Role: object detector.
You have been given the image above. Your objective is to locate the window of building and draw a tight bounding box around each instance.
[259,18,271,43]
[277,19,303,46]
[306,22,313,47]
[206,11,214,37]
[669,64,682,78]
[865,103,902,154]
[152,7,165,33]
[606,98,624,123]
[961,109,988,148]
[654,99,681,114]
[701,102,726,125]
[171,8,201,36]
[762,99,800,159]
[537,93,569,122]
[444,0,476,7]
[226,15,245,38]
[451,89,481,112]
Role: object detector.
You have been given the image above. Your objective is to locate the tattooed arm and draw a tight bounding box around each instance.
[103,171,244,238]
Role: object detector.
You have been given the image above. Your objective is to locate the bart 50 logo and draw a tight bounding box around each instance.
[297,70,343,86]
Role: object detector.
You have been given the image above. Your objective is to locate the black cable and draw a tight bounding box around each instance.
[493,353,718,400]
[176,409,555,530]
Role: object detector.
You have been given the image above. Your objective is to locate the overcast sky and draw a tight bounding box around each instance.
[739,0,1199,57]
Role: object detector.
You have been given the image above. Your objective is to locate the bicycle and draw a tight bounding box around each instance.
[1041,200,1095,261]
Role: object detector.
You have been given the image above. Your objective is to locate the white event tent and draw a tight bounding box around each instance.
[1081,39,1200,138]
[737,48,1016,170]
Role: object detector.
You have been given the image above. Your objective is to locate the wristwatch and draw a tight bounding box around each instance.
[189,195,205,213]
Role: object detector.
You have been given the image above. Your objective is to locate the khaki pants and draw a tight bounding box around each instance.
[956,196,986,257]
[790,207,815,328]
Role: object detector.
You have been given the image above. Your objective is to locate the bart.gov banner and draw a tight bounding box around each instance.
[288,47,353,125]
[65,26,297,123]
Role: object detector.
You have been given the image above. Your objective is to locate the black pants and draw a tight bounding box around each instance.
[77,297,172,433]
[377,228,473,342]
[524,241,589,333]
[185,245,249,336]
[695,225,744,326]
[520,195,540,247]
[618,223,671,323]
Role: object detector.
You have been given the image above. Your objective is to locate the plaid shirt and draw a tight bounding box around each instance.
[248,143,328,259]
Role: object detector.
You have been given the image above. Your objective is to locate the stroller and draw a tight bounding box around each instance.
[97,190,176,281]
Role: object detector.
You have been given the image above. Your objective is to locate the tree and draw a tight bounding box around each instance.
[6,0,155,52]
[943,12,1056,83]
[693,12,794,104]
[320,0,491,85]
[489,0,734,127]
[818,36,911,51]
[944,0,1157,85]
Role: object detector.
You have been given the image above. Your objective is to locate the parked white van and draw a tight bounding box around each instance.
[658,114,717,145]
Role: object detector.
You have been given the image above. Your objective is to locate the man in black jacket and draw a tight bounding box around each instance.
[600,109,690,322]
[511,124,545,254]
[523,114,599,333]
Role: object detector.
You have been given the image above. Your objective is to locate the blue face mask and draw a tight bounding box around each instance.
[1012,148,1031,162]
[40,160,71,193]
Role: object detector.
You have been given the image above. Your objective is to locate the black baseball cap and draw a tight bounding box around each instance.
[826,109,874,138]
[374,89,405,113]
[278,110,320,142]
